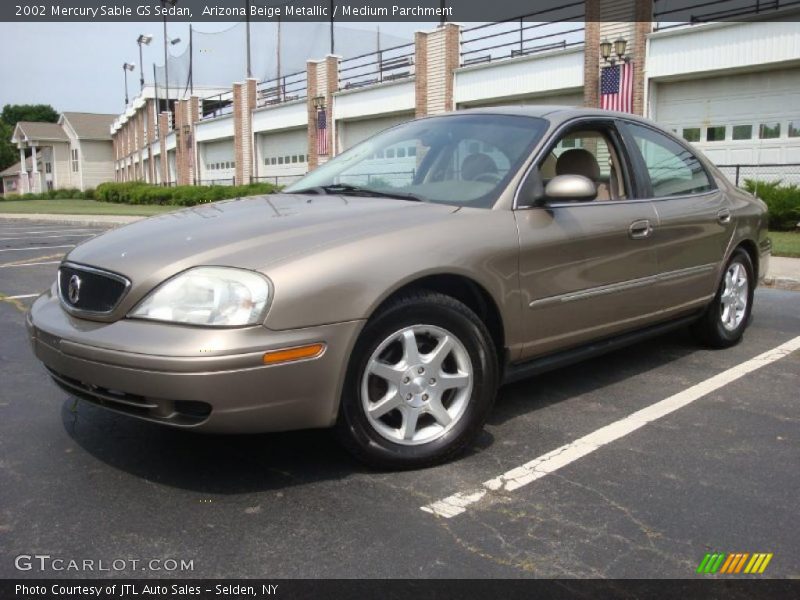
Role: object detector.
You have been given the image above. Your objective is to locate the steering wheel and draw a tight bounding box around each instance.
[473,172,502,184]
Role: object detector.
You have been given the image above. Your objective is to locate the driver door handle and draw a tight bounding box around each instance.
[628,219,652,240]
[717,208,732,224]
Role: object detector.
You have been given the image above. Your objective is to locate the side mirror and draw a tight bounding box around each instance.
[543,174,596,203]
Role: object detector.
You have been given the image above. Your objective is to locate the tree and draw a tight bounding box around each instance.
[0,103,59,172]
[1,104,59,126]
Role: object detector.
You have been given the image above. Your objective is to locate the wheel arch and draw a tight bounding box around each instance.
[368,273,507,366]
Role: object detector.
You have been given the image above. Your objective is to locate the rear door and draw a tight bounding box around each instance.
[515,118,661,360]
[619,121,735,316]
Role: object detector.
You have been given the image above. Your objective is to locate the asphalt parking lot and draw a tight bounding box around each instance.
[1,218,798,579]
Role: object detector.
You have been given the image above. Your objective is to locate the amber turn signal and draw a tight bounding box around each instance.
[262,343,326,365]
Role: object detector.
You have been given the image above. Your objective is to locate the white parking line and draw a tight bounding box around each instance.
[0,261,60,268]
[421,335,800,519]
[0,245,74,253]
[0,233,95,241]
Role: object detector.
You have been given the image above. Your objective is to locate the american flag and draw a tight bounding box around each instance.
[600,62,634,113]
[316,109,328,155]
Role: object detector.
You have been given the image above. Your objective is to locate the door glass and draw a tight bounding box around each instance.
[626,123,713,198]
[538,129,626,201]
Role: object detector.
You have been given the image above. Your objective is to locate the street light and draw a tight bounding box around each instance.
[122,62,136,107]
[159,0,179,120]
[136,34,153,90]
[600,37,629,65]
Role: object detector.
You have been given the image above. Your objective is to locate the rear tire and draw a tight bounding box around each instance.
[336,291,498,470]
[692,248,754,349]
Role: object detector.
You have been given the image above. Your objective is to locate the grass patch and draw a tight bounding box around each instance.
[0,199,176,216]
[770,231,800,258]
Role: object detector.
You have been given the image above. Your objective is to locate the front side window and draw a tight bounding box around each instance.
[536,127,628,201]
[625,122,713,198]
[286,114,548,208]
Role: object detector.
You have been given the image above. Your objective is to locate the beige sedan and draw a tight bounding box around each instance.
[28,107,769,468]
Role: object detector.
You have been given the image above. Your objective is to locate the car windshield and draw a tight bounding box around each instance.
[285,114,548,208]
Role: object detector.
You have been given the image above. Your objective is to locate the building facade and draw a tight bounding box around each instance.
[6,112,117,196]
[111,0,800,188]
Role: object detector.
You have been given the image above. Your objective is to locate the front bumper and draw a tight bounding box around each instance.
[27,290,364,433]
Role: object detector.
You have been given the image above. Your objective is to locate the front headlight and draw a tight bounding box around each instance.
[129,267,271,327]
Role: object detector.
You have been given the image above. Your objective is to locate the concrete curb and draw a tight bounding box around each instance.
[763,277,800,292]
[0,213,145,227]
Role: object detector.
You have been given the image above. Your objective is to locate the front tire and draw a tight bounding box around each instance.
[692,248,755,348]
[336,291,498,469]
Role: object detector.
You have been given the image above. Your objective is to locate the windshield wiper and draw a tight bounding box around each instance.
[288,183,424,202]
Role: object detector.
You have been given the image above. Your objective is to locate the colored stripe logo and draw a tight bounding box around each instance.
[697,552,773,574]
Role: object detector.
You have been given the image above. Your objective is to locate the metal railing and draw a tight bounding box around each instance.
[251,174,305,186]
[257,70,308,107]
[716,163,800,187]
[196,177,236,186]
[200,91,234,121]
[339,42,416,90]
[460,1,585,66]
[653,0,800,31]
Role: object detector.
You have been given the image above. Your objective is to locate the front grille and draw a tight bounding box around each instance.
[58,263,129,314]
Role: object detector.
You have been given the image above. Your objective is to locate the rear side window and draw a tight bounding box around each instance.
[625,123,713,198]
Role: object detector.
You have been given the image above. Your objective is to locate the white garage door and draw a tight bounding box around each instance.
[258,128,307,185]
[458,90,584,110]
[200,139,236,184]
[653,68,800,166]
[339,113,414,152]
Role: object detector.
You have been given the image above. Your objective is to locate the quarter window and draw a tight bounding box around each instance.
[626,122,713,198]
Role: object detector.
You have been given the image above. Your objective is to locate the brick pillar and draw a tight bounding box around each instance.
[414,23,460,117]
[158,112,169,185]
[188,96,200,185]
[233,79,257,186]
[136,109,145,181]
[306,61,319,170]
[306,56,340,169]
[585,0,652,115]
[146,100,156,183]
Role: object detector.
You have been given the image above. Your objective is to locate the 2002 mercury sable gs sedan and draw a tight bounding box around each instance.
[28,107,769,468]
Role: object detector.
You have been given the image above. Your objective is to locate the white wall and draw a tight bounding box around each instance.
[455,47,584,106]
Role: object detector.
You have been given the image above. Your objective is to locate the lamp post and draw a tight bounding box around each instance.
[136,34,153,90]
[600,37,629,65]
[122,62,136,107]
[159,0,179,120]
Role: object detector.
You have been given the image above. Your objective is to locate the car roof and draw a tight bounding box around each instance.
[445,105,651,125]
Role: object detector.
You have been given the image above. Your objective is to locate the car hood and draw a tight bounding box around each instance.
[65,194,458,309]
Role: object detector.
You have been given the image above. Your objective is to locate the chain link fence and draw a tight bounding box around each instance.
[716,163,800,188]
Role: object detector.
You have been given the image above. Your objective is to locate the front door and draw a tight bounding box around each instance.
[515,120,661,360]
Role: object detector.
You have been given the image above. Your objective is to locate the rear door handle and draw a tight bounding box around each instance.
[628,219,652,240]
[717,208,732,224]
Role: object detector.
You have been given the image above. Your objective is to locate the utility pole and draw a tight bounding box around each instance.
[330,0,335,54]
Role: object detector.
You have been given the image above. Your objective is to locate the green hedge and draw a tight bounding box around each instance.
[1,188,94,201]
[94,181,279,206]
[743,179,800,231]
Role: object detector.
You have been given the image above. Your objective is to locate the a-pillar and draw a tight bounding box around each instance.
[584,0,652,115]
[414,23,460,117]
[306,55,340,170]
[233,79,257,185]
